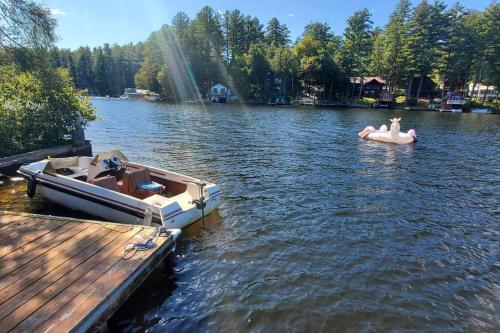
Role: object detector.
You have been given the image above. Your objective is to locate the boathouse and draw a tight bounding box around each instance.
[209,83,238,103]
[350,77,386,98]
[377,90,395,108]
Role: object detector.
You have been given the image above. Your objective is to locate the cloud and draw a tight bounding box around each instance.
[287,13,294,17]
[50,8,67,16]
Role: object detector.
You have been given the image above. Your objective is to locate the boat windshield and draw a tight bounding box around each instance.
[43,156,80,174]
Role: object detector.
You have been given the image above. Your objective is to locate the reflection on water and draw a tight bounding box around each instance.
[1,100,499,332]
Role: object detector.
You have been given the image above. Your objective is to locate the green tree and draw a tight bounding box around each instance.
[481,2,500,89]
[134,57,160,92]
[0,64,95,156]
[381,0,411,91]
[403,0,448,100]
[172,11,190,45]
[294,34,340,100]
[93,46,109,95]
[102,43,119,96]
[73,46,94,91]
[243,16,264,50]
[185,6,224,92]
[223,9,246,62]
[337,8,373,97]
[156,64,172,97]
[0,0,55,49]
[242,43,270,100]
[265,17,290,46]
[266,45,297,98]
[368,28,387,78]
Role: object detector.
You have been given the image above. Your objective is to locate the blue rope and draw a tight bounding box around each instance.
[131,237,156,250]
[122,227,170,258]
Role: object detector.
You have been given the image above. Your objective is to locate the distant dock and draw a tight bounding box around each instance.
[0,141,92,176]
[0,211,178,333]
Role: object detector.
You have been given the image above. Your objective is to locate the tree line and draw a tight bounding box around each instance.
[48,1,500,102]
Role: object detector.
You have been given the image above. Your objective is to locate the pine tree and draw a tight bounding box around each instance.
[93,47,109,95]
[74,46,94,92]
[337,8,373,97]
[382,0,411,91]
[185,6,224,91]
[403,0,448,100]
[368,28,387,78]
[265,18,290,47]
[481,2,500,89]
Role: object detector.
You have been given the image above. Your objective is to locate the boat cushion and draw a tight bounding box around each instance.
[122,169,151,194]
[136,181,163,192]
[122,168,165,198]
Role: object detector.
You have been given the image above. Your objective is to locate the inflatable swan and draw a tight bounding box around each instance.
[358,118,417,144]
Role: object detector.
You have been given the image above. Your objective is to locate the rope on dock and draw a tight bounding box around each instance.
[122,227,170,259]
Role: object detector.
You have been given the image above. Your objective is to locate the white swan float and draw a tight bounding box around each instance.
[358,118,417,144]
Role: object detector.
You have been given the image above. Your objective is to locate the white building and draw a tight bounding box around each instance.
[209,84,238,102]
[468,83,498,101]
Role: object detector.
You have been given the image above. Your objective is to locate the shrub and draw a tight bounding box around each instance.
[0,65,96,157]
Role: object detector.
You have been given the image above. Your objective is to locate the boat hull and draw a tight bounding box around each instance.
[35,182,219,229]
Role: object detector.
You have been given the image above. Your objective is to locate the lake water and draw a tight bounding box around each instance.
[1,99,499,332]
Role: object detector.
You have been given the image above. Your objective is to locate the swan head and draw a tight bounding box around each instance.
[408,129,417,143]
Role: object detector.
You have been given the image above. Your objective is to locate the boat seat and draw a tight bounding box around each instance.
[122,169,165,199]
[88,175,120,192]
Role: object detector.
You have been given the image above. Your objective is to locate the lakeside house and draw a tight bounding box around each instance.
[350,77,386,98]
[468,83,498,101]
[209,84,238,103]
[408,75,438,99]
[265,75,285,104]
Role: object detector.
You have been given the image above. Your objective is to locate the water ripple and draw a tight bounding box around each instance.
[2,100,498,332]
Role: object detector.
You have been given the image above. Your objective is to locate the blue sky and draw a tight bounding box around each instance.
[44,0,492,50]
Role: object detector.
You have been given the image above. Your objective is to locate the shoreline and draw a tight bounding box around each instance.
[93,96,498,114]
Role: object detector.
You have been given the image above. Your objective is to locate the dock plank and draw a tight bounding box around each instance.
[53,232,173,333]
[0,226,144,332]
[0,216,65,242]
[0,225,121,317]
[0,216,32,240]
[18,229,154,332]
[0,211,177,333]
[0,223,106,293]
[0,218,68,256]
[0,221,81,278]
[0,214,24,228]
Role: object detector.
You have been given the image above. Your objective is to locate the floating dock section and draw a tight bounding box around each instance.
[0,211,178,332]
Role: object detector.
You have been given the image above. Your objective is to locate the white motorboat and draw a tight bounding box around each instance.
[18,151,221,229]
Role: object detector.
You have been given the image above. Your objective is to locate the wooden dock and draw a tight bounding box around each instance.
[0,211,179,333]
